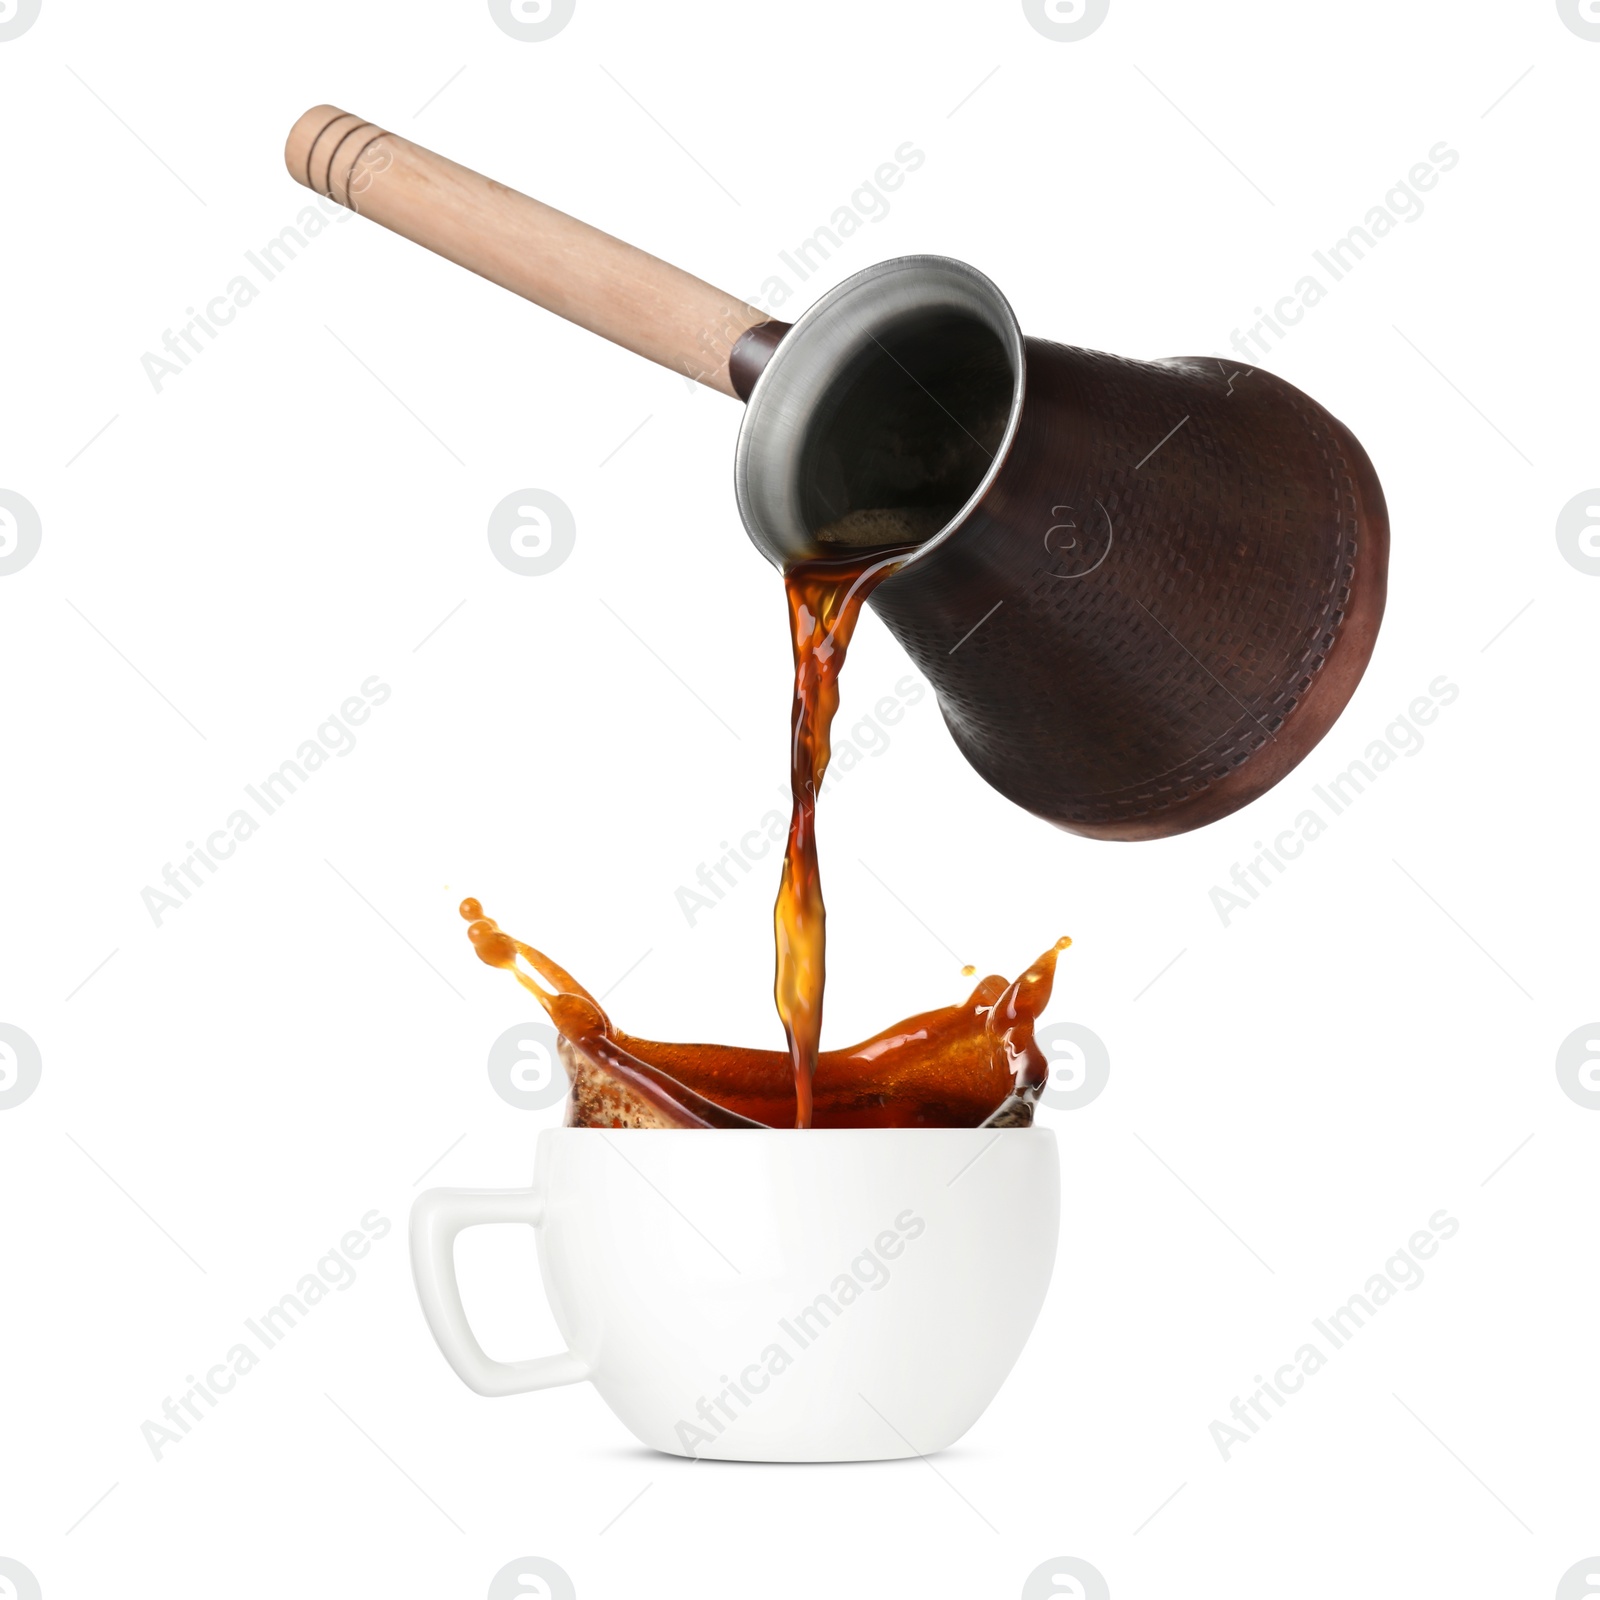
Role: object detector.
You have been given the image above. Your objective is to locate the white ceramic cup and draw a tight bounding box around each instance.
[410,1126,1059,1462]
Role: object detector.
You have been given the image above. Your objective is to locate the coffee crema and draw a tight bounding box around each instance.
[461,545,1069,1128]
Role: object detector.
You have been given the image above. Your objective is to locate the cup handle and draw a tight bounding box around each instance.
[409,1186,589,1397]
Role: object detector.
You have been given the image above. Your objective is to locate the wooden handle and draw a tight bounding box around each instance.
[285,104,767,397]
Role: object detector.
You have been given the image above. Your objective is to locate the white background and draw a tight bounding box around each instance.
[2,1,1597,1596]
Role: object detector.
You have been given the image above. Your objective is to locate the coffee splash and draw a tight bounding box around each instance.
[461,543,1070,1129]
[462,897,1068,1129]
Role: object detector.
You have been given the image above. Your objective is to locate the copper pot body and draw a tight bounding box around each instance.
[871,341,1388,839]
[734,260,1389,839]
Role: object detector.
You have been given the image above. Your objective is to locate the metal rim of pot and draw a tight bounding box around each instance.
[733,255,1028,576]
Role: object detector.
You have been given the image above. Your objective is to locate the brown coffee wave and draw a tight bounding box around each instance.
[461,898,1068,1129]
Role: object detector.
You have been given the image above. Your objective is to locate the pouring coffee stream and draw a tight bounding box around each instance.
[461,542,1071,1129]
[773,550,911,1126]
[285,106,1389,1124]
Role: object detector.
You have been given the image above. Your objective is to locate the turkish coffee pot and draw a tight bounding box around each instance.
[286,106,1388,840]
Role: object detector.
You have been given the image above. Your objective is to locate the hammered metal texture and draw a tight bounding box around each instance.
[869,342,1389,839]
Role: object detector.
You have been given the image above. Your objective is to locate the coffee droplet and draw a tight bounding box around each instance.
[461,903,520,970]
